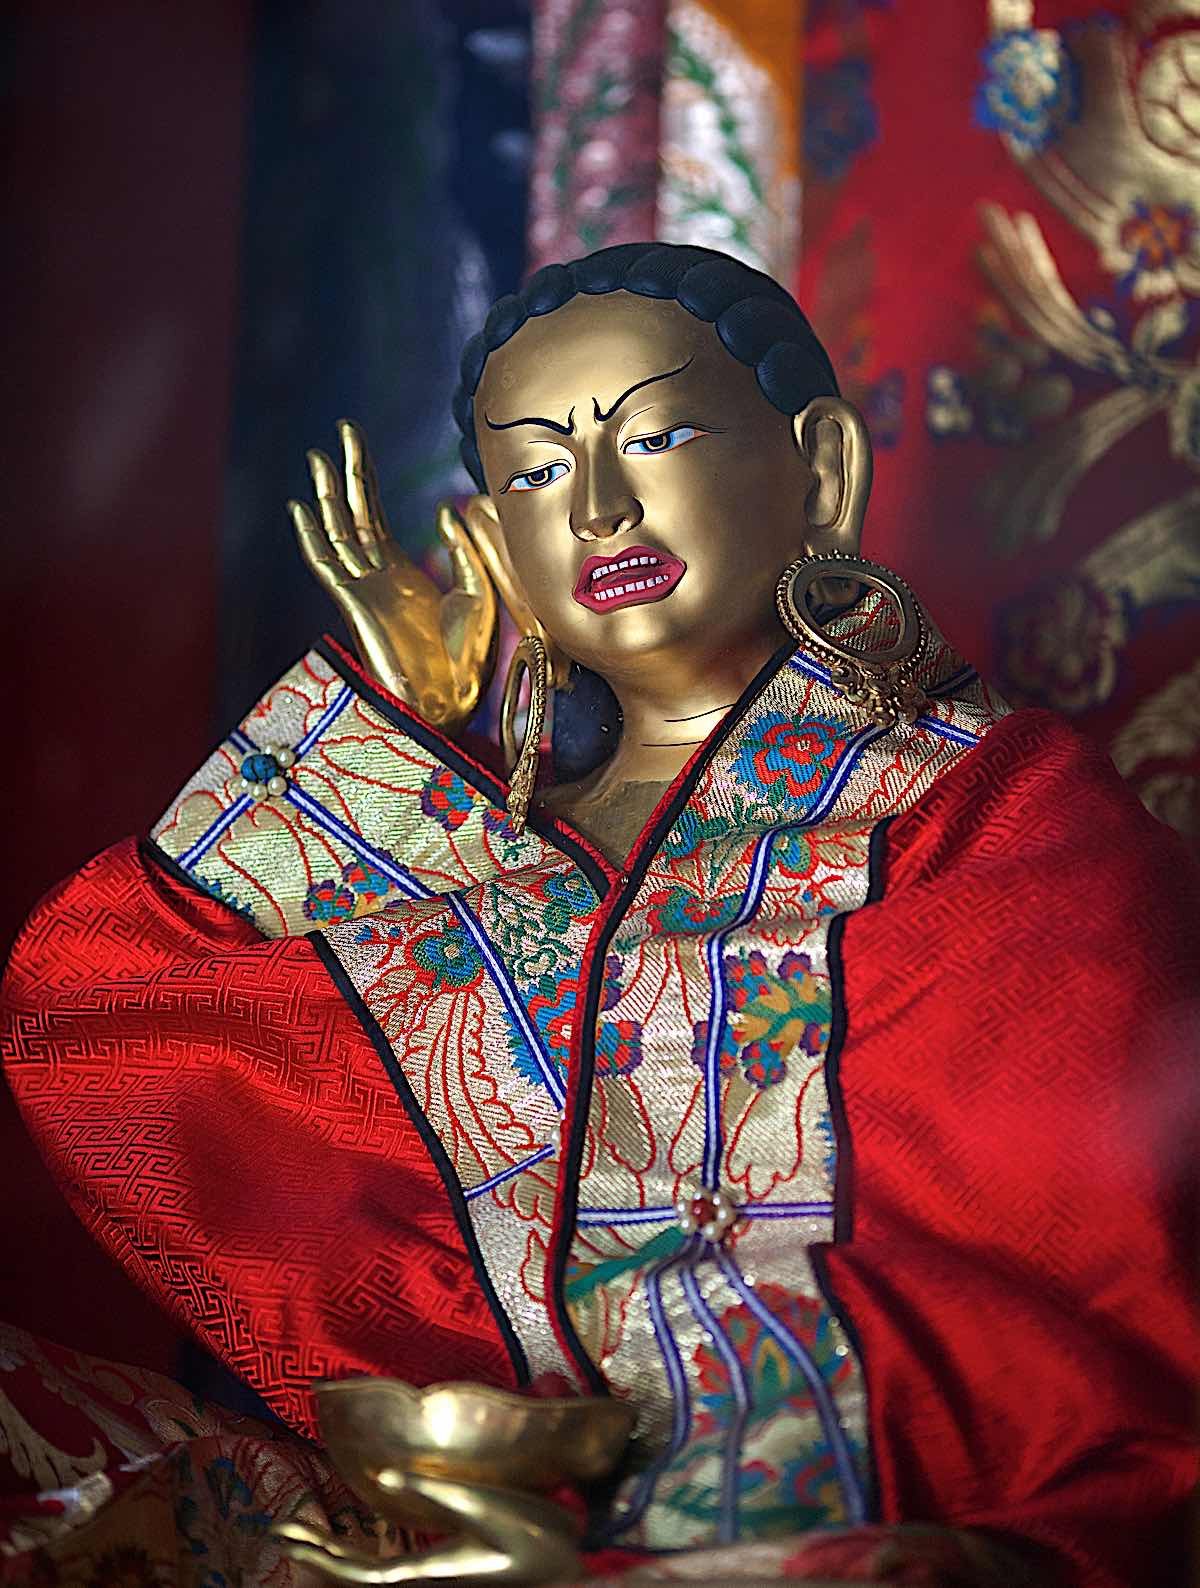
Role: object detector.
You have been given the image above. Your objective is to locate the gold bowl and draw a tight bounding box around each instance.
[314,1377,635,1499]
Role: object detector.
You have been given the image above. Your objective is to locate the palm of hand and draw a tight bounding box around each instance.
[290,422,497,730]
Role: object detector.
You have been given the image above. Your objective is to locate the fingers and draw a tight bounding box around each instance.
[289,499,346,593]
[307,448,368,577]
[339,418,388,570]
[437,501,489,598]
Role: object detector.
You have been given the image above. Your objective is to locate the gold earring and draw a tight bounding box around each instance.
[500,635,550,835]
[777,552,929,728]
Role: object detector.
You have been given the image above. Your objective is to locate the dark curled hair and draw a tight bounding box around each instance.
[452,241,839,491]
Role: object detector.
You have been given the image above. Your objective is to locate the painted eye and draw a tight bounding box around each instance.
[504,460,571,493]
[623,425,703,456]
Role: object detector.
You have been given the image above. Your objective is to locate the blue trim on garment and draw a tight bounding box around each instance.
[465,1143,556,1201]
[178,794,254,869]
[222,725,569,1108]
[702,827,781,1189]
[604,1245,695,1540]
[700,719,887,1192]
[575,1199,835,1227]
[716,1248,866,1525]
[680,1260,751,1544]
[179,721,569,1118]
[295,684,355,756]
[447,896,568,1110]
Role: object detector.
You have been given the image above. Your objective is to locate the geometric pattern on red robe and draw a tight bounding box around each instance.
[314,599,1007,1550]
[3,618,1197,1583]
[835,708,1200,1588]
[0,839,520,1438]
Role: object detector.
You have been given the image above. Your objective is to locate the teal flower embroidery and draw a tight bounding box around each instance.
[535,871,594,932]
[409,921,483,990]
[644,886,740,937]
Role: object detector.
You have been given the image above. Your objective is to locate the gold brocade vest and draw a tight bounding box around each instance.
[152,597,1008,1549]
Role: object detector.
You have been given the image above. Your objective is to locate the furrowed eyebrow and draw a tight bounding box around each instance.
[484,405,576,436]
[593,357,695,424]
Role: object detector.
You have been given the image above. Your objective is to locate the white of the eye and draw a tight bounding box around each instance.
[627,426,697,454]
[511,461,568,491]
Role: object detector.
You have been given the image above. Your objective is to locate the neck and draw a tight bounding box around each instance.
[539,626,786,866]
[599,628,784,788]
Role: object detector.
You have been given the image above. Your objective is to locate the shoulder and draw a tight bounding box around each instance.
[841,706,1198,1236]
[844,707,1199,1140]
[879,706,1198,915]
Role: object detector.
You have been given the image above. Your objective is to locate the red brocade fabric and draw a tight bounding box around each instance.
[1,841,518,1438]
[3,710,1197,1585]
[834,711,1199,1588]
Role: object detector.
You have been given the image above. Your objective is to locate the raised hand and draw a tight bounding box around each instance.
[290,420,497,731]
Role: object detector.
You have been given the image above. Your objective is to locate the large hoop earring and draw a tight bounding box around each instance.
[777,552,929,728]
[501,635,549,835]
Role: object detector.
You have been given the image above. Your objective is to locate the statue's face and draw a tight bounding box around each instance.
[474,292,816,685]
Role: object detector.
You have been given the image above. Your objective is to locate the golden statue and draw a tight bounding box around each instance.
[3,243,1194,1586]
[291,283,878,864]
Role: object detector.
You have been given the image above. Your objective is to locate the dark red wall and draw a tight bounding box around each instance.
[1,2,249,1360]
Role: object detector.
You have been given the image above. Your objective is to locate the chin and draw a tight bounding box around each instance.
[564,618,723,680]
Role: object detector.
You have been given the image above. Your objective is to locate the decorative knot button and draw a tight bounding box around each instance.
[236,745,296,801]
[675,1186,738,1243]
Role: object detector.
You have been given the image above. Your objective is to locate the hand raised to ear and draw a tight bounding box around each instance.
[291,420,497,731]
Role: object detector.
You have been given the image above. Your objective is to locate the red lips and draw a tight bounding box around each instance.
[572,545,687,613]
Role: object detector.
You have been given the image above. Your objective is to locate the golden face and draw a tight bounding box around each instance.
[473,293,818,686]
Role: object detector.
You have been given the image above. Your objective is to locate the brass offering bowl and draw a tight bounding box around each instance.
[274,1376,635,1585]
[315,1375,635,1498]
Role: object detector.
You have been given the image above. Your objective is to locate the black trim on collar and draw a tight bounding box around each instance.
[547,637,799,1388]
[138,836,269,932]
[308,930,532,1388]
[313,636,611,899]
[825,907,856,1248]
[822,815,890,1246]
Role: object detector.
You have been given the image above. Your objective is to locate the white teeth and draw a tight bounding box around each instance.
[588,553,662,588]
[592,571,673,603]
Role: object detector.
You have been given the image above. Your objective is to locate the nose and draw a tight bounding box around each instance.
[569,446,644,541]
[570,496,645,542]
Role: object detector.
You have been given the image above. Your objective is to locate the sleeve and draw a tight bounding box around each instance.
[832,708,1200,1588]
[147,638,549,939]
[2,642,544,1435]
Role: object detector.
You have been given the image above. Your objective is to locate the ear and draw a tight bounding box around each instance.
[461,495,573,690]
[792,397,872,557]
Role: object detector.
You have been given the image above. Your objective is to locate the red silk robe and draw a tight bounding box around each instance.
[3,598,1196,1586]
